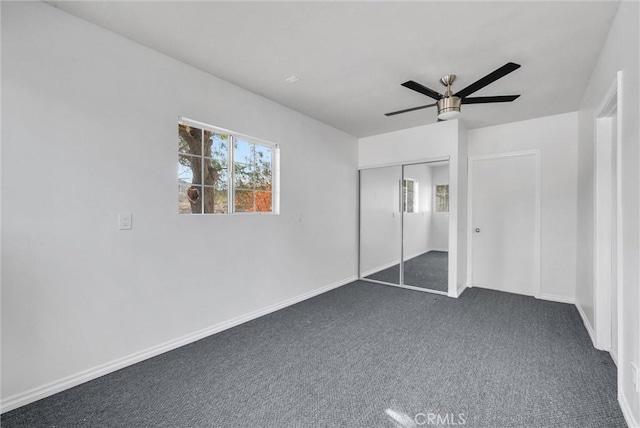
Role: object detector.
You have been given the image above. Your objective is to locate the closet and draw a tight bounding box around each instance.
[359,160,450,295]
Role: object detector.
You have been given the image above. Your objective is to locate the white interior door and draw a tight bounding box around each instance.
[470,152,540,296]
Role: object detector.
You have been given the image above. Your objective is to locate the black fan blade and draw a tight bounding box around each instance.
[401,81,443,101]
[461,95,520,104]
[385,103,437,116]
[454,62,521,99]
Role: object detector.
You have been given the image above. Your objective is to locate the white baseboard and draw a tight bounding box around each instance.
[619,391,640,428]
[1,275,357,414]
[454,283,468,298]
[610,348,618,366]
[540,293,575,304]
[575,301,596,347]
[431,248,449,253]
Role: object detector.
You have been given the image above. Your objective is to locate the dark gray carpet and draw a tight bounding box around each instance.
[2,283,625,428]
[366,251,448,292]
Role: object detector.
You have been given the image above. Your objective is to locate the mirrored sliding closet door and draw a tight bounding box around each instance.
[359,160,450,295]
[401,161,449,293]
[359,165,402,285]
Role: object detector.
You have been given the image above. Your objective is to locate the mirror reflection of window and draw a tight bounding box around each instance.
[402,178,419,213]
[435,184,449,212]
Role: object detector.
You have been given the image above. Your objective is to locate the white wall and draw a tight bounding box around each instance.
[1,2,358,409]
[359,120,466,297]
[359,120,458,169]
[576,1,639,424]
[467,112,578,302]
[430,165,449,251]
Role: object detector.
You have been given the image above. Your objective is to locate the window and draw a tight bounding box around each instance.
[402,178,419,213]
[178,118,279,215]
[435,184,449,212]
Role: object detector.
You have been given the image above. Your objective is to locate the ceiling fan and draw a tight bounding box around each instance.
[385,62,521,120]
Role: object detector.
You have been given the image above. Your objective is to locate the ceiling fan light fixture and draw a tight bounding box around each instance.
[437,96,461,120]
[385,63,521,119]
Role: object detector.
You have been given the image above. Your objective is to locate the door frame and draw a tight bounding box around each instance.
[593,72,622,364]
[466,150,542,298]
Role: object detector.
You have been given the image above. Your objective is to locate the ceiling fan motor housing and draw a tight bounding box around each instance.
[437,96,461,119]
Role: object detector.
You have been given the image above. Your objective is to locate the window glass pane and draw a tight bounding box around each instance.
[206,132,229,162]
[234,163,256,190]
[235,189,254,212]
[255,145,272,164]
[203,187,228,214]
[435,184,449,212]
[234,139,253,164]
[255,164,272,190]
[214,165,228,191]
[203,158,222,187]
[216,192,229,214]
[255,191,272,212]
[178,155,196,184]
[401,179,417,213]
[406,190,415,213]
[178,124,202,156]
[180,154,203,185]
[179,185,202,214]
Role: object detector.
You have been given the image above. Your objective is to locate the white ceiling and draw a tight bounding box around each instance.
[47,1,620,138]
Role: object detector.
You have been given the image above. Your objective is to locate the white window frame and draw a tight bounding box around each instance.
[179,117,280,215]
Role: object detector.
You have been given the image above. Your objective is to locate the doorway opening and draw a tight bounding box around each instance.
[594,73,622,366]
